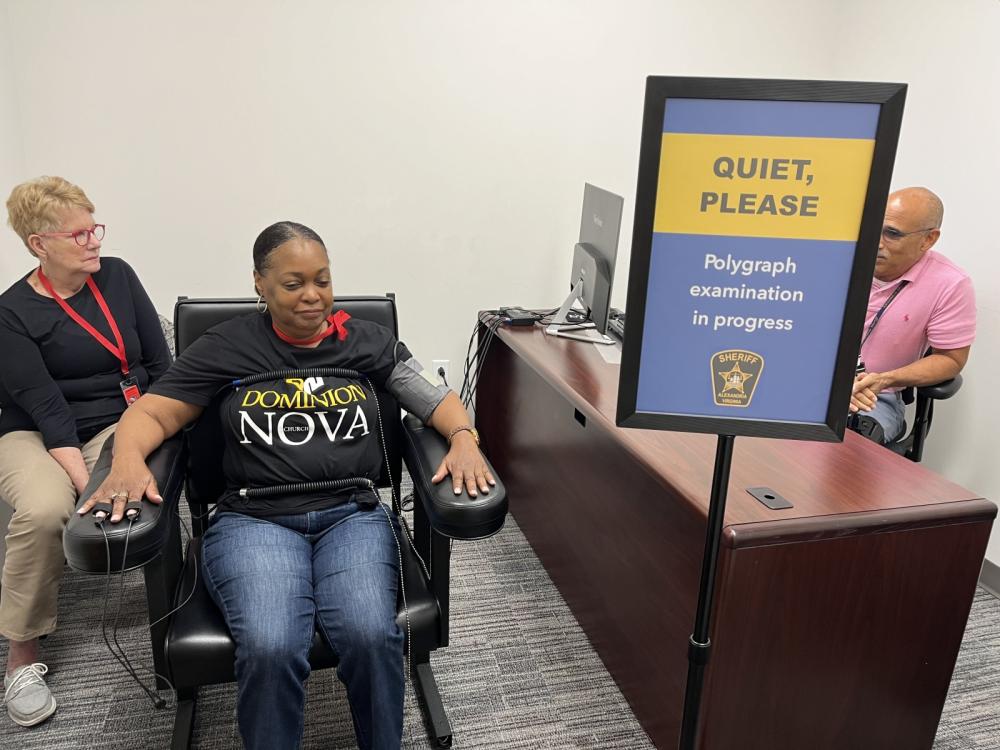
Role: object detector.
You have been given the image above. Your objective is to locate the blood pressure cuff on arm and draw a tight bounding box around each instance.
[386,350,449,424]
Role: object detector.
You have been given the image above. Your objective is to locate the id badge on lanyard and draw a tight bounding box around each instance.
[120,376,142,405]
[37,269,142,406]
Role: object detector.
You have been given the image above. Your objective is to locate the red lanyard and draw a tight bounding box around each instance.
[37,268,130,377]
[271,310,351,346]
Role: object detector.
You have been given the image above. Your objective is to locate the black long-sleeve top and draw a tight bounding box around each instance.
[0,257,171,449]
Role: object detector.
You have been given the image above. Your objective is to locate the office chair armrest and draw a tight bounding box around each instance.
[63,433,187,574]
[917,374,963,401]
[401,414,507,540]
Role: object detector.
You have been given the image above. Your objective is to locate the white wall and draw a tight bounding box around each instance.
[1,0,841,359]
[0,1,26,277]
[829,0,1000,563]
[1,1,997,561]
[0,3,26,568]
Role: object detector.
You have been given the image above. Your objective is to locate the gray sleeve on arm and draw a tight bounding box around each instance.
[385,356,450,424]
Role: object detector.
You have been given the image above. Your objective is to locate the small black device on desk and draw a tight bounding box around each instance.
[499,307,538,326]
[607,308,626,340]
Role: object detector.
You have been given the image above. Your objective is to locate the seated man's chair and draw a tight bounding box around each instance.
[64,295,507,749]
[887,370,963,463]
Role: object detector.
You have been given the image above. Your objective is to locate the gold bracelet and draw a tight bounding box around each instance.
[447,425,480,446]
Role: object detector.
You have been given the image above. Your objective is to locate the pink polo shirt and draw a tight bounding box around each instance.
[861,250,976,388]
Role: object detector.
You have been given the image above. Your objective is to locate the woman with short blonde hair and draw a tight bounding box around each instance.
[0,176,171,727]
[6,176,96,252]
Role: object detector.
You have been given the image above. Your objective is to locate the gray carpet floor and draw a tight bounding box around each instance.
[1,499,997,749]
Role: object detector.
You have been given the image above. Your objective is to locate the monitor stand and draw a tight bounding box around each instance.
[544,280,615,345]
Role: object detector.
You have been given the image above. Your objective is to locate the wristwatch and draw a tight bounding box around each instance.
[447,425,480,446]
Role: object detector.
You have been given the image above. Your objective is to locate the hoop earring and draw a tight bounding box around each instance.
[256,295,267,314]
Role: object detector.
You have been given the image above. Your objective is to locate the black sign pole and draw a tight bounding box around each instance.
[678,433,736,750]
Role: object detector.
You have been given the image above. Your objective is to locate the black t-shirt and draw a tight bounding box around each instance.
[150,312,415,517]
[0,257,172,448]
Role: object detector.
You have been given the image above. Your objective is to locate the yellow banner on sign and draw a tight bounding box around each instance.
[654,133,875,241]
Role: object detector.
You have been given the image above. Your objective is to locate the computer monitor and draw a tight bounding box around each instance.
[545,183,624,345]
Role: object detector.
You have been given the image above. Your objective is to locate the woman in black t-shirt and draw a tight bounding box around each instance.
[0,177,170,727]
[81,221,494,750]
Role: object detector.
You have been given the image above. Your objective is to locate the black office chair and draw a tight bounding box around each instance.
[64,295,507,749]
[886,374,963,462]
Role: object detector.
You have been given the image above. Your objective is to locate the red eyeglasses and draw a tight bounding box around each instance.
[36,224,106,247]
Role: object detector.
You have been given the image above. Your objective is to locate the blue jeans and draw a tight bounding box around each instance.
[866,391,906,443]
[201,498,404,750]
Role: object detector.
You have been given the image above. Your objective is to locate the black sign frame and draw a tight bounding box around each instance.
[616,76,907,442]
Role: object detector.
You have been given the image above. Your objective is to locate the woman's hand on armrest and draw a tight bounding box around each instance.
[77,393,202,523]
[77,452,162,522]
[431,431,495,498]
[427,391,495,497]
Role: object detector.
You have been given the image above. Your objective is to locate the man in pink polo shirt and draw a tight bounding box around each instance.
[849,186,976,444]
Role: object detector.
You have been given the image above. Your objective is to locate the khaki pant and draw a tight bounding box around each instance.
[0,424,116,640]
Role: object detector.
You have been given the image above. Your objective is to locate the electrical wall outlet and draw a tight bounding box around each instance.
[432,359,450,385]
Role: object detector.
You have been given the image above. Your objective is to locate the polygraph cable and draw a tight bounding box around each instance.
[459,315,488,405]
[112,517,176,704]
[364,375,419,680]
[98,519,167,708]
[146,499,197,633]
[460,310,503,405]
[461,315,496,408]
[464,315,503,411]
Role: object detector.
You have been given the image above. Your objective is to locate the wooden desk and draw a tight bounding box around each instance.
[475,323,995,750]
